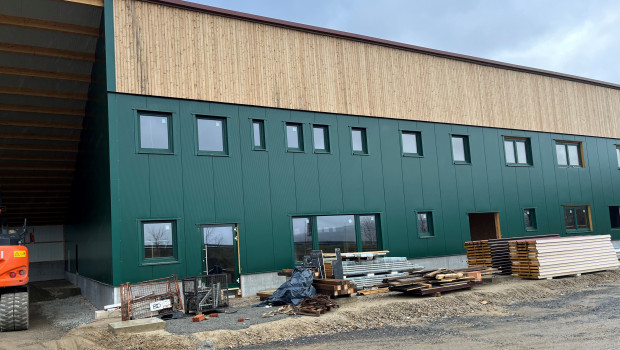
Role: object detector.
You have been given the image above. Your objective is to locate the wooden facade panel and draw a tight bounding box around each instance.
[114,0,620,138]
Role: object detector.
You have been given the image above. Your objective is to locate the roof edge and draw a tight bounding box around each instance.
[145,0,620,90]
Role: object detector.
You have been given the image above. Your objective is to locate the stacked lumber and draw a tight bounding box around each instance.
[294,296,339,316]
[387,268,483,296]
[465,234,559,275]
[256,289,277,301]
[329,257,423,289]
[509,235,620,279]
[313,278,356,297]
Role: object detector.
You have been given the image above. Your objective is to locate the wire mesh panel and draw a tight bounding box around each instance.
[120,275,183,321]
[182,274,229,314]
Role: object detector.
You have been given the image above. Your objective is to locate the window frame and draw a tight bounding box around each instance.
[252,119,266,151]
[351,127,368,155]
[615,145,620,169]
[415,210,435,238]
[312,124,331,154]
[609,206,620,230]
[289,213,382,263]
[195,115,229,156]
[522,207,538,231]
[451,134,471,164]
[139,219,179,265]
[562,205,592,233]
[136,110,174,154]
[504,136,532,166]
[401,130,423,157]
[285,122,304,152]
[555,140,584,168]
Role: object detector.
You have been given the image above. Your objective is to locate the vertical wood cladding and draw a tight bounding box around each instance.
[113,0,620,139]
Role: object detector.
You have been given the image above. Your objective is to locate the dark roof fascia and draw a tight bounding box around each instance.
[144,0,620,90]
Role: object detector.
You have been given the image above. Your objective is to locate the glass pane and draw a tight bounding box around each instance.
[317,215,357,253]
[292,217,313,261]
[286,124,299,149]
[253,121,263,148]
[140,115,169,149]
[204,225,235,282]
[313,126,326,150]
[576,208,588,229]
[417,213,430,235]
[352,129,363,152]
[197,118,224,152]
[504,141,515,164]
[523,210,531,227]
[617,148,620,167]
[144,222,173,259]
[452,137,465,162]
[567,144,580,166]
[609,206,620,228]
[402,132,418,154]
[359,215,378,251]
[516,141,528,164]
[556,144,568,165]
[564,208,576,229]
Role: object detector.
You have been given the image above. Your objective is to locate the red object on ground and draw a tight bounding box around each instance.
[209,313,218,317]
[192,314,205,322]
[237,318,244,322]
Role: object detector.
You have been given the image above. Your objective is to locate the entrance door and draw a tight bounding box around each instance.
[468,212,501,241]
[202,224,239,287]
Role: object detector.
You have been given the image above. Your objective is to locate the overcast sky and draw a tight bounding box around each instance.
[192,0,620,84]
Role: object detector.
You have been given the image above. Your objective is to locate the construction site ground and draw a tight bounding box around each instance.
[1,270,619,350]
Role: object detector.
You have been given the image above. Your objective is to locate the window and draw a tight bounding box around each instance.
[351,127,368,154]
[616,146,620,168]
[313,125,330,153]
[609,206,620,229]
[286,123,304,152]
[401,131,423,156]
[143,221,176,261]
[292,217,312,262]
[555,141,582,167]
[504,137,531,165]
[563,205,591,232]
[451,135,470,163]
[417,211,434,237]
[197,117,227,155]
[252,120,265,150]
[523,208,537,231]
[138,112,172,152]
[291,214,380,261]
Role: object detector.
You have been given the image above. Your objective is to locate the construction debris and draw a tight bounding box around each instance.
[119,275,183,321]
[386,267,485,296]
[313,278,356,298]
[509,235,620,279]
[357,288,390,296]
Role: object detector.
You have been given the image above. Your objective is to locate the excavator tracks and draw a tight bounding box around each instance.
[0,291,29,331]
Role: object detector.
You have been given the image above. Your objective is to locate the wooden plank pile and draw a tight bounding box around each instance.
[386,268,485,296]
[313,278,356,298]
[509,235,620,279]
[465,234,559,275]
[262,296,339,317]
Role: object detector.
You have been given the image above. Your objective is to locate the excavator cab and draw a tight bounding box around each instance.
[0,206,30,332]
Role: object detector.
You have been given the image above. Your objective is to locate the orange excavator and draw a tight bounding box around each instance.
[0,200,29,332]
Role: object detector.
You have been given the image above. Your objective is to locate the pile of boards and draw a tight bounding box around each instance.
[465,234,559,275]
[386,267,487,296]
[262,296,339,317]
[313,278,356,297]
[509,235,619,279]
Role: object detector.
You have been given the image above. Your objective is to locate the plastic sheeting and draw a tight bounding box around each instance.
[257,267,316,306]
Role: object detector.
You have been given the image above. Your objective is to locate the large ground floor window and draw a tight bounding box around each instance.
[292,214,380,262]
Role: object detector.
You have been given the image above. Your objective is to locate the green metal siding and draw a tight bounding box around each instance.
[108,92,620,284]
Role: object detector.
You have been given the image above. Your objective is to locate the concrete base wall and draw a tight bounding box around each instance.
[29,261,65,282]
[240,272,287,297]
[66,272,120,309]
[408,254,468,270]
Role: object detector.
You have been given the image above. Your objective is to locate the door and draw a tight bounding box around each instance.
[202,224,239,287]
[468,212,501,241]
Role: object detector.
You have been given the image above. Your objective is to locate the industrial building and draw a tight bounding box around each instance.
[1,0,619,307]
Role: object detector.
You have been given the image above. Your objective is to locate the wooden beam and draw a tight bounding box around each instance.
[0,163,75,171]
[0,132,81,142]
[0,119,83,130]
[0,104,84,116]
[0,43,95,62]
[0,86,88,101]
[1,188,71,193]
[0,144,78,153]
[0,66,91,83]
[0,14,99,37]
[58,0,104,7]
[0,153,78,162]
[0,173,73,180]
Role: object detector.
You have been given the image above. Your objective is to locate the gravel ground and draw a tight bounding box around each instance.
[165,305,293,334]
[36,295,97,331]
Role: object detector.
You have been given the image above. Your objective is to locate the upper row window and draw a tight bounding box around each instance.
[556,141,582,167]
[139,113,172,153]
[197,117,227,155]
[451,135,470,164]
[504,137,531,166]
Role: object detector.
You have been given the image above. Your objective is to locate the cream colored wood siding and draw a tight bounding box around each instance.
[113,0,620,138]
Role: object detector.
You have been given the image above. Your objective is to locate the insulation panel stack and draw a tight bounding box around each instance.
[509,235,619,279]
